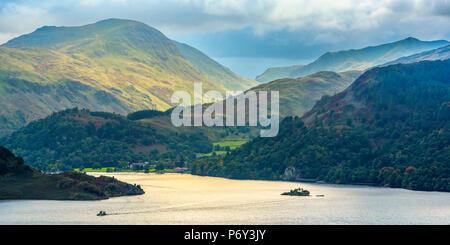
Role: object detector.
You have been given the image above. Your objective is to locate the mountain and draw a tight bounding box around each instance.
[381,45,450,66]
[0,19,256,135]
[0,108,213,171]
[250,70,362,117]
[256,37,449,82]
[192,60,450,192]
[254,65,304,85]
[0,146,144,200]
[173,41,256,91]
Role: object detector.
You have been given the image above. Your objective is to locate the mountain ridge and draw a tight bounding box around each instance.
[256,37,449,82]
[0,108,213,171]
[173,40,256,91]
[249,70,362,117]
[0,19,256,135]
[381,45,450,66]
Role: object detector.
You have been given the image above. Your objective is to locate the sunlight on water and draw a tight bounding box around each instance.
[0,173,449,224]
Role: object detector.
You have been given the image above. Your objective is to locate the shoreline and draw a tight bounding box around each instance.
[1,172,449,225]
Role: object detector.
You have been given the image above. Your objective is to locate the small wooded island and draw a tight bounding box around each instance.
[0,146,144,200]
[281,188,310,196]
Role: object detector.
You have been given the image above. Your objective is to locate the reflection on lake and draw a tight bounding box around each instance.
[0,173,449,224]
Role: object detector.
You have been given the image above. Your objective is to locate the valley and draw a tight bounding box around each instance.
[0,18,449,202]
[0,0,450,230]
[256,37,449,82]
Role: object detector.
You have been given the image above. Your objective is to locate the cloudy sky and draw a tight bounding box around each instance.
[1,0,449,78]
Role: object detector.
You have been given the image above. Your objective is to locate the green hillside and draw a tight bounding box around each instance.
[0,108,213,171]
[192,60,450,192]
[0,19,255,135]
[256,37,449,82]
[250,70,361,117]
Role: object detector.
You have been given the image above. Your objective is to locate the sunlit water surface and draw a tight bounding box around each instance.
[0,173,449,224]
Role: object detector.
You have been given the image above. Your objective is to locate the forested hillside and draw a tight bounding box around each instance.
[191,60,450,192]
[0,108,212,171]
[250,70,361,117]
[0,146,144,200]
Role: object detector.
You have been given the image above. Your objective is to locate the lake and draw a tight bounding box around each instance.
[0,173,449,224]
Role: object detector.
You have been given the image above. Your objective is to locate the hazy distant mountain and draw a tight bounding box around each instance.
[256,37,449,82]
[173,41,256,91]
[199,59,450,192]
[0,19,256,135]
[0,105,260,171]
[254,65,304,85]
[381,45,450,66]
[249,70,362,117]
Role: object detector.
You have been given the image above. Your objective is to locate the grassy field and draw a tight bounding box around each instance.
[74,167,116,172]
[73,168,179,173]
[201,151,228,157]
[213,140,248,150]
[199,139,249,157]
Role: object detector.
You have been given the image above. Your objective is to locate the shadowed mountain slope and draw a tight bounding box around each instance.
[0,146,144,200]
[194,59,450,192]
[256,37,449,82]
[250,70,361,117]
